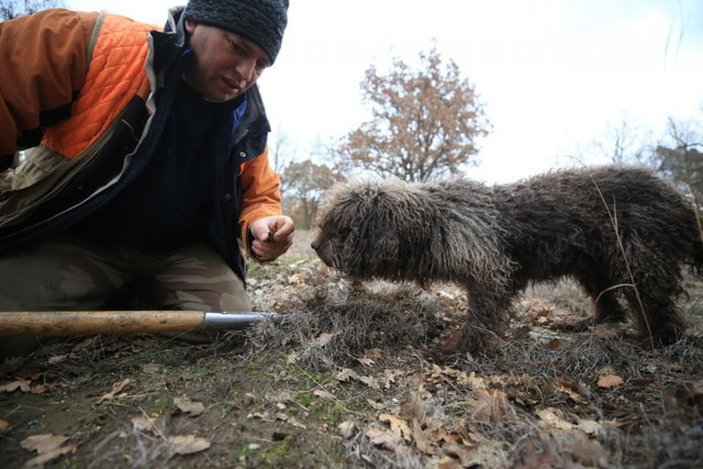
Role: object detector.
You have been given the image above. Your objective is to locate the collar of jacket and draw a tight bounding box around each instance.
[149,6,272,150]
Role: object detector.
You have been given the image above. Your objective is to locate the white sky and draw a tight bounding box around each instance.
[66,0,703,183]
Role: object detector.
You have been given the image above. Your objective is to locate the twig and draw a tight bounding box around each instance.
[591,177,655,349]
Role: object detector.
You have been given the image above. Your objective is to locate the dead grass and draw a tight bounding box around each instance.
[1,231,703,467]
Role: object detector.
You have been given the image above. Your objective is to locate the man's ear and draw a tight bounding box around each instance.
[184,20,197,34]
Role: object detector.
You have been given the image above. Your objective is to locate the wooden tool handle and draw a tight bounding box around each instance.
[0,310,205,337]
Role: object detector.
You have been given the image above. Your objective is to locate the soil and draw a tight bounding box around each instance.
[1,230,703,468]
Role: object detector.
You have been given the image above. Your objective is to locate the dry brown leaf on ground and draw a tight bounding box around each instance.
[174,397,205,417]
[0,379,31,393]
[98,378,131,403]
[517,431,609,468]
[338,420,355,439]
[597,374,624,389]
[30,382,60,395]
[456,371,486,389]
[131,416,159,434]
[434,456,464,469]
[379,414,413,442]
[556,378,583,403]
[167,435,211,455]
[593,324,621,340]
[0,418,9,432]
[538,407,602,437]
[334,368,382,390]
[309,332,338,347]
[470,389,517,424]
[363,348,382,358]
[412,418,435,455]
[365,426,403,451]
[537,407,577,431]
[355,357,375,366]
[399,389,431,425]
[20,434,76,468]
[313,389,337,400]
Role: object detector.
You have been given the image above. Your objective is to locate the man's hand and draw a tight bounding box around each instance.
[249,215,295,261]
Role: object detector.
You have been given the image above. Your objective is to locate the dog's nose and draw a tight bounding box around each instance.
[310,240,319,251]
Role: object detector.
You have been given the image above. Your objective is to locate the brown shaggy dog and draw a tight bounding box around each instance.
[311,166,703,354]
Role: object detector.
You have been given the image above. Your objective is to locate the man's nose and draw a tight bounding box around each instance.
[234,57,258,82]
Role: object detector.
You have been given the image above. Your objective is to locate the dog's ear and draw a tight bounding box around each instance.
[363,189,401,259]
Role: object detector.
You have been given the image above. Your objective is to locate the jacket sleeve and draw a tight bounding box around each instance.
[0,8,98,160]
[238,145,284,252]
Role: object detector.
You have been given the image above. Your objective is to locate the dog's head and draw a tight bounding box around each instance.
[311,179,434,281]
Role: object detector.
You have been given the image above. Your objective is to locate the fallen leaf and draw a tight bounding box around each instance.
[363,348,382,358]
[545,338,562,350]
[47,355,67,365]
[287,416,308,430]
[30,384,50,395]
[249,411,274,422]
[471,389,516,423]
[593,324,620,340]
[435,456,463,469]
[71,337,99,352]
[536,407,576,431]
[131,416,159,434]
[399,391,429,424]
[597,374,624,389]
[167,435,210,455]
[20,434,67,451]
[334,368,381,390]
[0,379,31,393]
[313,389,337,400]
[338,420,355,439]
[0,419,9,433]
[457,371,486,390]
[379,414,412,441]
[21,434,76,467]
[412,418,434,455]
[174,397,205,417]
[555,379,582,403]
[518,431,609,468]
[365,426,402,451]
[309,332,338,347]
[355,357,375,366]
[98,378,131,403]
[366,399,385,411]
[577,419,603,435]
[23,445,76,468]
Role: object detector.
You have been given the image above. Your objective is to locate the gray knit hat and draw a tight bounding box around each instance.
[183,0,289,64]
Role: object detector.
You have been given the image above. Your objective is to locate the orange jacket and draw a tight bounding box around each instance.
[0,8,282,276]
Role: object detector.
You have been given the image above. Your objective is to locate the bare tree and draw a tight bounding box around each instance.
[1,0,63,21]
[281,159,341,229]
[655,116,703,206]
[336,45,490,182]
[585,116,653,165]
[269,129,297,189]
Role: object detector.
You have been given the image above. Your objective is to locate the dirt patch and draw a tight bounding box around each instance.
[1,230,703,467]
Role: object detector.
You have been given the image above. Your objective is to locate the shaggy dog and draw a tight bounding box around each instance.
[311,166,703,354]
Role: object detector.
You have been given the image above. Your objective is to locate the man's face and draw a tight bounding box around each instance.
[184,21,271,102]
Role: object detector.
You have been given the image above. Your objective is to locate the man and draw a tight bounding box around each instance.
[0,0,294,355]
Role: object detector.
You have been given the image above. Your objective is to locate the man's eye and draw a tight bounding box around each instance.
[229,40,246,54]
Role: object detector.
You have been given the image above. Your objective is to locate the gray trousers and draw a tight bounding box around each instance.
[0,237,252,356]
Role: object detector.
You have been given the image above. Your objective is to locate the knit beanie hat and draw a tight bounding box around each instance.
[183,0,289,64]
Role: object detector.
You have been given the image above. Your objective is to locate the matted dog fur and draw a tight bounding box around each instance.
[311,166,703,354]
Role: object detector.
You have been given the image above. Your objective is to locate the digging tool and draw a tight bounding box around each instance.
[0,310,278,337]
